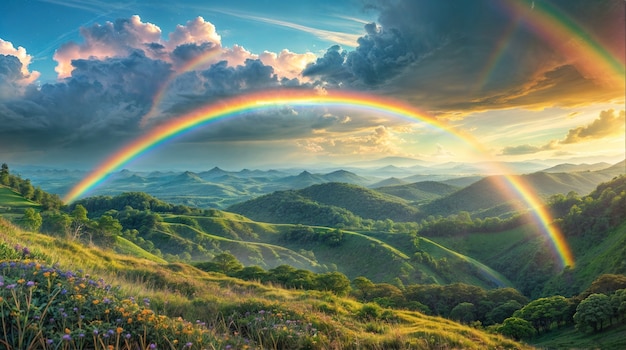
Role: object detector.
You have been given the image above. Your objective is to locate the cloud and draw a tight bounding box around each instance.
[0,39,40,84]
[166,16,222,50]
[500,109,625,155]
[561,109,626,144]
[259,49,316,80]
[307,0,624,115]
[53,15,163,77]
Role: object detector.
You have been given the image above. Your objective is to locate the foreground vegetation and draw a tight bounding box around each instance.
[1,163,625,348]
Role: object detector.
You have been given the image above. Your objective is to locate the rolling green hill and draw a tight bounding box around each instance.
[375,181,460,203]
[229,182,420,224]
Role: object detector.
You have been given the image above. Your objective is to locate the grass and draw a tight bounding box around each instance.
[0,186,41,221]
[530,323,626,350]
[0,217,532,349]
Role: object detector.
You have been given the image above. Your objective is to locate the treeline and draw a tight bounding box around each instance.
[195,252,351,296]
[69,192,209,217]
[0,163,63,211]
[553,175,626,237]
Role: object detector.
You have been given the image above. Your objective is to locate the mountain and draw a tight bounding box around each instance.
[369,177,409,188]
[276,170,327,189]
[375,181,460,203]
[320,169,371,186]
[541,162,612,173]
[422,168,625,219]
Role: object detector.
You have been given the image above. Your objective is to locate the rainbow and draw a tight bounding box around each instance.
[503,0,624,87]
[141,47,224,125]
[63,89,575,268]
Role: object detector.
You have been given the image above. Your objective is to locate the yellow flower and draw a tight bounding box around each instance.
[43,271,51,278]
[17,279,25,284]
[116,327,123,334]
[93,299,100,305]
[127,318,133,324]
[65,328,71,334]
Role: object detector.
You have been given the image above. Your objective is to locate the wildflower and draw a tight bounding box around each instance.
[116,327,123,334]
[93,299,100,305]
[143,297,150,305]
[17,279,25,284]
[185,342,193,348]
[62,334,71,341]
[125,333,131,339]
[46,339,54,345]
[149,343,157,349]
[26,281,35,288]
[93,329,99,335]
[65,328,71,334]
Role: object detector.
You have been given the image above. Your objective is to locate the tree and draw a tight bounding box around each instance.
[0,163,9,185]
[497,317,536,340]
[212,252,243,275]
[316,271,351,296]
[610,289,626,324]
[514,296,570,332]
[449,302,476,324]
[20,208,42,231]
[70,204,90,240]
[574,293,613,333]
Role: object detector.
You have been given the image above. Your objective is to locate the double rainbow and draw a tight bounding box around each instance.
[63,89,575,268]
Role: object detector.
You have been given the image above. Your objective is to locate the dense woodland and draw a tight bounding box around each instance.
[1,162,626,347]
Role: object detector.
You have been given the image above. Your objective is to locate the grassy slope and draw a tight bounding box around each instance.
[0,185,41,220]
[0,217,530,349]
[530,323,626,350]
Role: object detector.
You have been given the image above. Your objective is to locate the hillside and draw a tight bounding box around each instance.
[422,166,623,219]
[375,181,460,203]
[229,182,420,223]
[0,218,530,349]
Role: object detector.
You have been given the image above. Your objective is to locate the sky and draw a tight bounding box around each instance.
[0,0,624,171]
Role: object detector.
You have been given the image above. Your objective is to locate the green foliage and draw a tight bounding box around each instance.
[496,317,537,340]
[19,208,42,232]
[574,293,614,333]
[513,295,573,333]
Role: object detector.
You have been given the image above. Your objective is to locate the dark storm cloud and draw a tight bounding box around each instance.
[306,0,624,114]
[0,51,173,158]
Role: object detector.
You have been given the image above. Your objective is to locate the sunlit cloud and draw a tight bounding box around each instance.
[500,109,625,155]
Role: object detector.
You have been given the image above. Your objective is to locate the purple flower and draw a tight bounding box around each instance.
[185,342,193,348]
[125,333,131,339]
[62,334,71,341]
[93,329,99,335]
[5,284,16,290]
[149,343,157,349]
[46,339,54,345]
[26,281,35,288]
[143,297,150,305]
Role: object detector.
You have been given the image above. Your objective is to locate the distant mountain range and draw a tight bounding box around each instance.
[12,160,624,210]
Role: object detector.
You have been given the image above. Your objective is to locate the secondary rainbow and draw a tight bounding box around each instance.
[504,0,624,87]
[141,47,224,125]
[63,89,575,268]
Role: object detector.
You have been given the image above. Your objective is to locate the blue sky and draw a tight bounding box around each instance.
[0,0,624,170]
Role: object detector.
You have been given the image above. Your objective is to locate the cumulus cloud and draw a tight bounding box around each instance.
[0,39,40,84]
[259,49,316,80]
[500,110,625,155]
[561,109,626,144]
[53,15,163,77]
